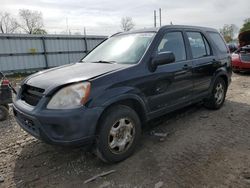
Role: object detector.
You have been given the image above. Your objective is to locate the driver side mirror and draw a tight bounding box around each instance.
[150,51,175,71]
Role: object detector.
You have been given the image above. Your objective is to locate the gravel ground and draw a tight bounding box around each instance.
[1,73,250,188]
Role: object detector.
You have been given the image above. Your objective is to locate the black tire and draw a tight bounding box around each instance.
[96,105,141,163]
[0,105,9,121]
[204,77,227,110]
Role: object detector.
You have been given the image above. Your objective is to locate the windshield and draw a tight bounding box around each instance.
[82,32,155,64]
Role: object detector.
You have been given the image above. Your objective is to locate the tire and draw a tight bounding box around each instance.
[96,105,141,163]
[204,77,227,110]
[0,105,9,121]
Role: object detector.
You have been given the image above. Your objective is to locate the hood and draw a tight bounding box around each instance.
[24,62,128,92]
[239,30,250,47]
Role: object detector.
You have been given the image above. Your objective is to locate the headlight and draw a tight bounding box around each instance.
[47,82,91,109]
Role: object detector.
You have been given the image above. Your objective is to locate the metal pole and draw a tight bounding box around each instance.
[84,28,88,54]
[66,17,69,35]
[154,10,157,27]
[159,8,162,27]
[84,27,86,36]
[42,37,48,69]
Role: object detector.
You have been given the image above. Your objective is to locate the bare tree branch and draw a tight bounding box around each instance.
[121,17,135,32]
[219,24,238,43]
[19,9,45,34]
[0,12,19,34]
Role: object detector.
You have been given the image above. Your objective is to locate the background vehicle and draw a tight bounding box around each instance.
[227,43,238,53]
[232,30,250,72]
[0,72,16,121]
[13,25,232,163]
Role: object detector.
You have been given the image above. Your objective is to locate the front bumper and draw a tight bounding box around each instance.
[13,100,104,146]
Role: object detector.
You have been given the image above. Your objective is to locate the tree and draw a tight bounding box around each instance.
[240,18,250,33]
[121,17,135,31]
[19,9,45,34]
[219,24,238,43]
[33,28,47,35]
[0,12,19,33]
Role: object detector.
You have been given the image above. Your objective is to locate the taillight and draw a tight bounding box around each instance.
[1,79,10,86]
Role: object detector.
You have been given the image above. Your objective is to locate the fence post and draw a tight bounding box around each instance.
[84,37,88,54]
[42,36,49,69]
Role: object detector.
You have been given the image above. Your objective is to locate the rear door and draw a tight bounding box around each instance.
[184,30,216,97]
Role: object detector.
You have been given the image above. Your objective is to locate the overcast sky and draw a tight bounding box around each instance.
[0,0,249,35]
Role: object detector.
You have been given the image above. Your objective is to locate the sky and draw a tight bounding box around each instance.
[0,0,249,36]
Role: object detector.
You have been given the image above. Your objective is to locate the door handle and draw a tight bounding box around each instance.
[182,64,191,70]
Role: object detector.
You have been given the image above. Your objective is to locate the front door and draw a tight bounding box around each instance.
[147,31,193,112]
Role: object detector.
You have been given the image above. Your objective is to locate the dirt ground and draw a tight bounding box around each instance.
[1,73,250,188]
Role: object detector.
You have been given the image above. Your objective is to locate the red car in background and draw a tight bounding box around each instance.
[232,30,250,73]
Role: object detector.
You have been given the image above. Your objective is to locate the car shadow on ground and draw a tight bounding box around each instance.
[12,99,250,187]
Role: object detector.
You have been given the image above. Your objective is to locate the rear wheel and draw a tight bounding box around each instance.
[96,105,141,163]
[204,77,227,110]
[0,105,9,121]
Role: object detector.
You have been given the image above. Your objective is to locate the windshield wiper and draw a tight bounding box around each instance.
[91,60,116,64]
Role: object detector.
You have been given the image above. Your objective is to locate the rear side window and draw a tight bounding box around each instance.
[187,32,211,59]
[157,32,186,62]
[208,32,228,53]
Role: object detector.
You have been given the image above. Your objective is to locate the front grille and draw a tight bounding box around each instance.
[21,84,45,106]
[240,53,250,62]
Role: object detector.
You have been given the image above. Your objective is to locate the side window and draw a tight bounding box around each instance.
[187,32,211,59]
[157,32,186,62]
[208,32,228,53]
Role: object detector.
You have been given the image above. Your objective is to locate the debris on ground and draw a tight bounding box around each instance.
[151,132,168,137]
[84,170,116,184]
[99,181,111,188]
[150,130,169,142]
[241,171,250,182]
[0,175,4,183]
[154,181,164,188]
[199,114,209,118]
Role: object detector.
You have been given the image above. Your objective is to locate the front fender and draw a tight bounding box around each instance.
[88,86,149,113]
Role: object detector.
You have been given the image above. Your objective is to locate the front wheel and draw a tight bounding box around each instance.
[96,105,141,163]
[204,77,227,110]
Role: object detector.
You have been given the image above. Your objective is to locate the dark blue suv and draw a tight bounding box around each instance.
[13,25,232,163]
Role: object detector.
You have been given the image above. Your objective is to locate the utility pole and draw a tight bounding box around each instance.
[84,27,86,36]
[66,17,69,35]
[159,8,162,27]
[154,10,157,27]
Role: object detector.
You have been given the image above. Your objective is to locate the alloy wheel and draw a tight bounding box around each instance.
[214,82,225,105]
[108,118,135,154]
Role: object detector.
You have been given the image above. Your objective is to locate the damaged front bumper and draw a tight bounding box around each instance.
[13,99,103,146]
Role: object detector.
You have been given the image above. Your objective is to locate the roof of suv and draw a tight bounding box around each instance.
[115,25,218,36]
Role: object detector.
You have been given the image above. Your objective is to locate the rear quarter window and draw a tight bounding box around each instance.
[208,32,228,53]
